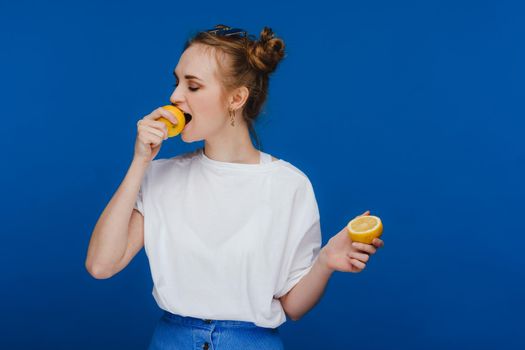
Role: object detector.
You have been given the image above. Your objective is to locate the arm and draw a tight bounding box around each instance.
[279,250,334,321]
[280,223,385,321]
[85,158,149,279]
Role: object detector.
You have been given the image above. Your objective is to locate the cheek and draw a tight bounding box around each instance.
[191,91,225,121]
[182,113,216,142]
[183,95,224,136]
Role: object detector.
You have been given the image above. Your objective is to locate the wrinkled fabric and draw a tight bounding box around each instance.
[135,147,322,328]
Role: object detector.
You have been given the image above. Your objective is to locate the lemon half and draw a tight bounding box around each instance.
[158,105,186,137]
[347,215,383,244]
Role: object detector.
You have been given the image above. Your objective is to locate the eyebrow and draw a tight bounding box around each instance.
[173,71,203,82]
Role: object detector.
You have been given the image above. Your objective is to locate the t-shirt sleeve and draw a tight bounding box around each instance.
[274,179,322,299]
[133,183,144,216]
[133,163,151,216]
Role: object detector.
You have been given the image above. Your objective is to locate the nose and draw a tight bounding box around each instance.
[170,85,185,107]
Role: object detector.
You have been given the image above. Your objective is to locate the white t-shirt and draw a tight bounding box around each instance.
[134,147,322,328]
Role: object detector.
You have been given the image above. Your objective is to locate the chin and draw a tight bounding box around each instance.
[181,130,202,143]
[180,133,193,143]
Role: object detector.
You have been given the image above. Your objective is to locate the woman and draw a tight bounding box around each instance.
[85,24,384,350]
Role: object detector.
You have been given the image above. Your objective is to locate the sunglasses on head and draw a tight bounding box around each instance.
[205,25,247,38]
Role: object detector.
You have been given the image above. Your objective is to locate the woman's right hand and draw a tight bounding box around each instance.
[133,107,179,163]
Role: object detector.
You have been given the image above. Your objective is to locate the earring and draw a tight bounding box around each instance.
[229,108,235,127]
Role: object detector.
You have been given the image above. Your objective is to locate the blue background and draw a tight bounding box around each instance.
[1,0,524,349]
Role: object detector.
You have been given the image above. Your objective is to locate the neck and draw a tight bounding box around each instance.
[203,122,260,164]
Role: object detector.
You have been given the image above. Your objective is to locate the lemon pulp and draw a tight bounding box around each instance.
[346,215,383,244]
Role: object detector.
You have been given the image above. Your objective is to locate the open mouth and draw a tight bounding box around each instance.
[184,113,193,124]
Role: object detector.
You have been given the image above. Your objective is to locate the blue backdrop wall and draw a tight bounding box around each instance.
[1,0,524,349]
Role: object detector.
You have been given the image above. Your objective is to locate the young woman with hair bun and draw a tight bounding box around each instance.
[86,24,384,349]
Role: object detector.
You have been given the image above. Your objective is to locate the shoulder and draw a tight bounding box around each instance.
[275,157,310,181]
[150,148,200,168]
[274,159,320,219]
[145,148,201,178]
[273,157,316,193]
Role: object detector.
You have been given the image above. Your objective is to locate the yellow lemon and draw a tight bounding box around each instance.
[158,105,186,137]
[347,215,383,244]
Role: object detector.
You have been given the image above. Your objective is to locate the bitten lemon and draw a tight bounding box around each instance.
[347,215,383,244]
[158,105,186,137]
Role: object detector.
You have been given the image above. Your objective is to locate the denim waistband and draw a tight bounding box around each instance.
[162,310,261,329]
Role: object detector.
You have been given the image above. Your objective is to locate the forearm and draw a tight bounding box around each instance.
[85,157,149,274]
[282,249,334,320]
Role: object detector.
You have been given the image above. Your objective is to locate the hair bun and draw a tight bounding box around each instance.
[247,27,285,74]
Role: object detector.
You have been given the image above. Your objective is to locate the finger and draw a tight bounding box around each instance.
[348,251,369,263]
[150,134,164,147]
[140,119,169,138]
[143,118,170,130]
[141,132,163,147]
[352,242,377,255]
[361,210,370,216]
[140,125,165,140]
[139,132,163,146]
[152,121,169,139]
[144,112,160,121]
[143,108,177,125]
[350,258,366,270]
[159,108,179,124]
[150,107,178,124]
[344,256,360,272]
[372,238,385,248]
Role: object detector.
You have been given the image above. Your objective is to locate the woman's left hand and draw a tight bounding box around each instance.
[319,210,385,273]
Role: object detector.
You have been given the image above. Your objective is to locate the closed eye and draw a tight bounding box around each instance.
[173,83,199,92]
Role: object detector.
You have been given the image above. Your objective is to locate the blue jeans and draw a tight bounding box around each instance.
[148,310,285,350]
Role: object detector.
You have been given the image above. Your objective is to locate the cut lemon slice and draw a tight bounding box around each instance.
[347,215,383,244]
[158,105,186,137]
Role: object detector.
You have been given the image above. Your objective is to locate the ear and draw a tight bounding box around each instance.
[228,86,249,111]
